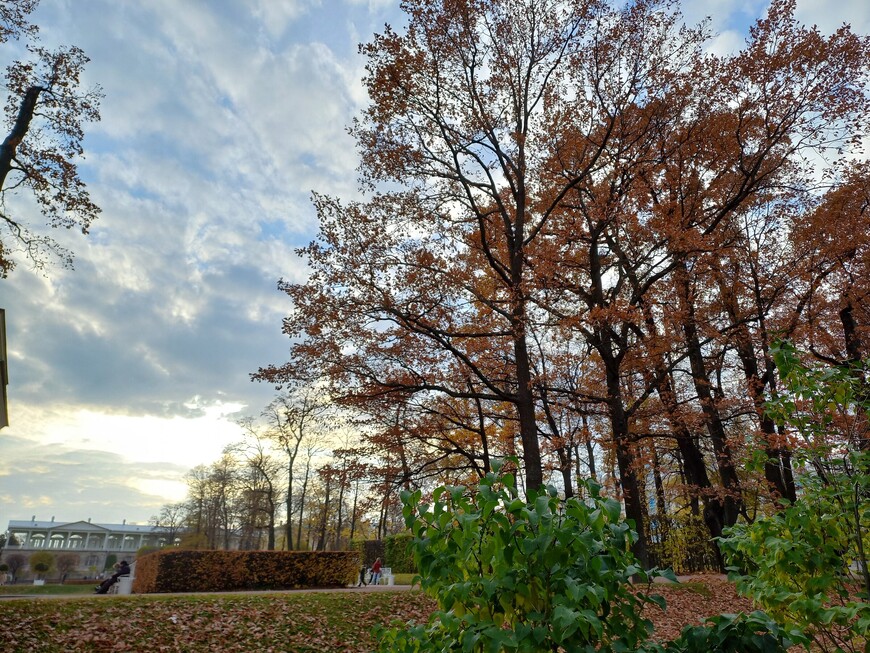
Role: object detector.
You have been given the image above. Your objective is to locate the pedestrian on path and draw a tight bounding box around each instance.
[357,564,368,587]
[370,558,382,585]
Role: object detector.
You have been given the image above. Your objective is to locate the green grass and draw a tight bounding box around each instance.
[392,572,418,586]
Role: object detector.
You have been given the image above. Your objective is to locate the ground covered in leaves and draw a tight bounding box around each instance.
[0,577,752,652]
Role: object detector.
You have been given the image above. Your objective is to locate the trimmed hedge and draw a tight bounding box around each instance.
[132,550,359,594]
[350,539,384,567]
[384,533,416,573]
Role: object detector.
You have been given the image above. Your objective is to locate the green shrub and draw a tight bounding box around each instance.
[661,611,806,653]
[721,457,870,653]
[377,460,674,653]
[718,341,870,653]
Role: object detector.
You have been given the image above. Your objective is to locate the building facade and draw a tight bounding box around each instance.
[2,518,179,579]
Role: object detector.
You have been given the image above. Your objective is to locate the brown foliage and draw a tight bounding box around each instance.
[0,578,757,652]
[258,0,869,564]
[0,1,102,276]
[133,549,360,594]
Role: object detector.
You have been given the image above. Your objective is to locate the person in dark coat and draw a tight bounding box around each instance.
[95,560,131,594]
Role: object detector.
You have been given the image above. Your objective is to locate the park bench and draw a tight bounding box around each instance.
[108,561,136,595]
[380,567,394,585]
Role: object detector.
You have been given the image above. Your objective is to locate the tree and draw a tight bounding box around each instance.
[28,550,52,579]
[3,551,25,580]
[183,457,243,550]
[261,388,329,550]
[258,0,703,528]
[228,419,283,550]
[259,0,869,568]
[0,0,102,276]
[151,502,187,548]
[54,552,78,583]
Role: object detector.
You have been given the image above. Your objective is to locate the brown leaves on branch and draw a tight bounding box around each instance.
[257,0,870,565]
[0,0,102,277]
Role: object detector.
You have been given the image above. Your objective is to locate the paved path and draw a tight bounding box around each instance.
[0,583,415,600]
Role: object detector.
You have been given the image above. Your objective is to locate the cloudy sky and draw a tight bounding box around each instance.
[0,0,867,529]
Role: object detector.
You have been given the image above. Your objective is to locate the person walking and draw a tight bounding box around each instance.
[370,557,383,585]
[357,563,368,587]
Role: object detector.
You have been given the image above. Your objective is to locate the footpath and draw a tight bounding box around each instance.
[0,583,414,600]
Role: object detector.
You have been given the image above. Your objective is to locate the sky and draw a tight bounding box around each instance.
[0,0,867,529]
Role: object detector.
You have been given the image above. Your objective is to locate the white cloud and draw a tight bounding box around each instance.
[3,0,864,529]
[795,0,870,33]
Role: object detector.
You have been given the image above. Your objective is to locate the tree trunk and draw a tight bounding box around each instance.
[285,462,294,550]
[317,474,331,551]
[675,261,744,527]
[334,469,346,550]
[513,316,544,491]
[0,86,43,188]
[295,458,311,550]
[603,356,648,568]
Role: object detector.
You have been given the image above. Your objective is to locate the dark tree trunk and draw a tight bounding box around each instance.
[604,359,648,568]
[675,261,744,527]
[295,458,311,550]
[0,85,42,188]
[317,474,331,551]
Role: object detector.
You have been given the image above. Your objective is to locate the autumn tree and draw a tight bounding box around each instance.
[258,0,700,513]
[534,0,868,557]
[261,387,330,550]
[150,502,186,548]
[260,0,869,568]
[54,552,78,582]
[784,161,870,451]
[639,0,869,521]
[0,0,102,277]
[3,551,25,580]
[230,419,284,550]
[28,549,52,579]
[182,458,243,550]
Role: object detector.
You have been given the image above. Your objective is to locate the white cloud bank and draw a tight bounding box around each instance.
[0,0,867,526]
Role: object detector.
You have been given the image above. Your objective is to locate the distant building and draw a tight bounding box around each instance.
[2,517,179,578]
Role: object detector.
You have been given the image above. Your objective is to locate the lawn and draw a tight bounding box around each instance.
[0,577,750,652]
[1,583,95,596]
[0,589,436,652]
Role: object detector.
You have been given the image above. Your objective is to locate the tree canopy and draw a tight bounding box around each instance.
[0,0,102,277]
[257,0,870,566]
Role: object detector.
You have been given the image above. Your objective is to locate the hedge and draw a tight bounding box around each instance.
[132,550,359,594]
[384,533,416,573]
[350,539,384,567]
